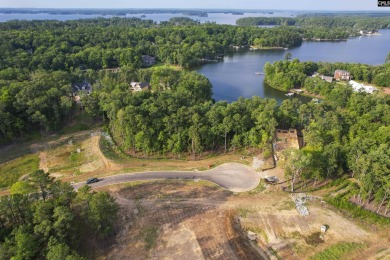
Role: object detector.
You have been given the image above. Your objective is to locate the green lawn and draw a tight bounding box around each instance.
[148,63,183,71]
[310,242,365,260]
[0,154,39,188]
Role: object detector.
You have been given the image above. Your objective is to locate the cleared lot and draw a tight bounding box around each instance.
[92,181,389,260]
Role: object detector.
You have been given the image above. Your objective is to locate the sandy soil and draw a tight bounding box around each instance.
[37,135,113,177]
[92,181,389,260]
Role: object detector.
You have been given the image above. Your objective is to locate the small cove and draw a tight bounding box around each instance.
[196,30,390,103]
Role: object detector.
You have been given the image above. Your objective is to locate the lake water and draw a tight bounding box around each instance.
[133,12,294,25]
[196,30,390,103]
[0,11,294,24]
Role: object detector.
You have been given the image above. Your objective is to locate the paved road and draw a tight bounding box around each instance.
[72,163,260,192]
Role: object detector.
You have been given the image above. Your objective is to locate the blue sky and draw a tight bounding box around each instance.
[0,0,384,11]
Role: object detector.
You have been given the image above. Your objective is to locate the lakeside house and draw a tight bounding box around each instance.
[130,82,150,92]
[72,80,92,94]
[334,70,351,81]
[349,80,377,94]
[321,75,334,83]
[312,72,334,83]
[101,67,120,73]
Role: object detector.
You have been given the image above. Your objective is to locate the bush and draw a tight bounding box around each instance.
[326,196,390,225]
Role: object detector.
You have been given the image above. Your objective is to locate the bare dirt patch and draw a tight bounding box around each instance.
[274,129,299,160]
[38,135,112,178]
[98,181,258,259]
[0,130,92,165]
[92,181,388,260]
[239,196,389,260]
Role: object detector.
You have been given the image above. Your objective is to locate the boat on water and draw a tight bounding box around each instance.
[255,72,265,75]
[285,93,295,97]
[293,89,304,94]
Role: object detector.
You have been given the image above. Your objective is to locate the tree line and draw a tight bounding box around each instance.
[0,170,119,259]
[236,16,390,40]
[236,16,390,30]
[0,70,76,143]
[85,67,278,159]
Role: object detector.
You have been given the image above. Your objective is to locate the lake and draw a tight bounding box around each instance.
[0,11,294,24]
[134,11,294,25]
[196,30,390,103]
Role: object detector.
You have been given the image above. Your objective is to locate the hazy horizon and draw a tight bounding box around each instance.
[0,0,386,11]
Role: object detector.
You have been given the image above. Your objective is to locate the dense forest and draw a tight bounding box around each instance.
[87,68,278,158]
[237,16,390,40]
[281,90,390,215]
[0,170,119,259]
[0,17,304,143]
[0,17,302,71]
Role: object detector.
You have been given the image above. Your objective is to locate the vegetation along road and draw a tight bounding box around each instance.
[72,163,260,192]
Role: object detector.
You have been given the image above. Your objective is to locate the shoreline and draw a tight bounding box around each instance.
[250,45,288,50]
[264,79,325,100]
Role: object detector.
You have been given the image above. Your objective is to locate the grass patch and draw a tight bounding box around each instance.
[0,154,39,188]
[268,247,282,260]
[149,63,182,71]
[290,231,303,239]
[309,242,365,260]
[140,226,159,250]
[326,196,390,225]
[277,200,296,211]
[99,136,129,163]
[59,122,91,135]
[237,208,254,218]
[248,226,269,243]
[69,151,83,165]
[184,179,220,189]
[245,180,266,195]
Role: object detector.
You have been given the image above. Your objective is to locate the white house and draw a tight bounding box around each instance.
[130,82,150,92]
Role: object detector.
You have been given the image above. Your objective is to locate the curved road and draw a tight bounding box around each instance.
[72,163,260,192]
